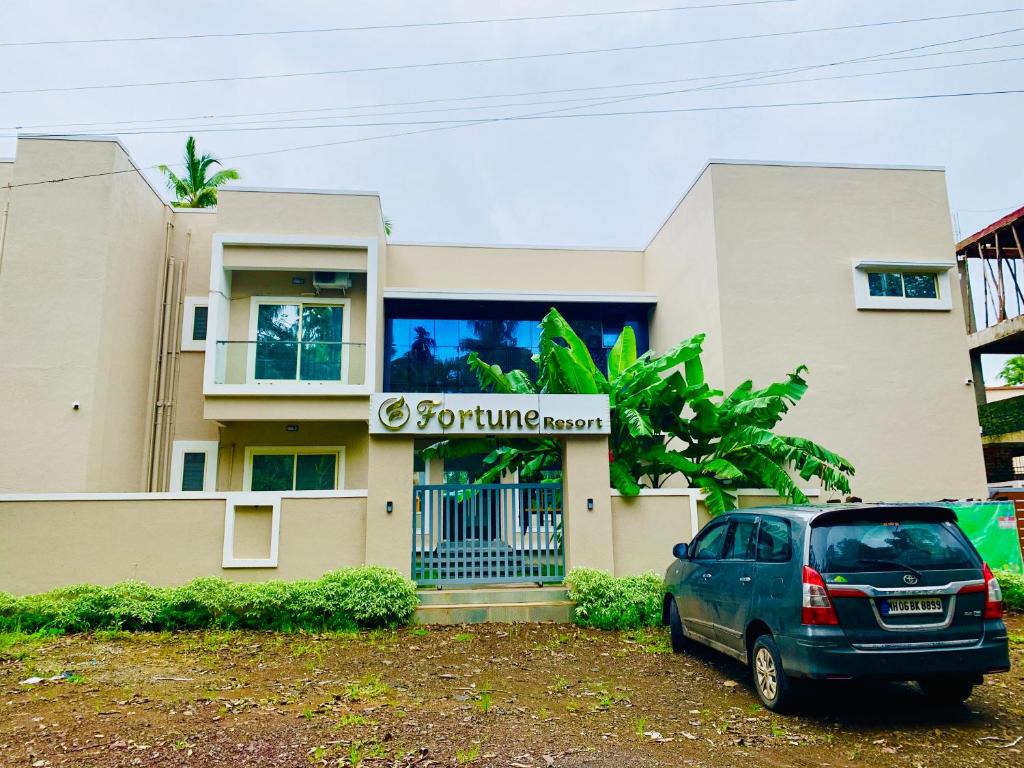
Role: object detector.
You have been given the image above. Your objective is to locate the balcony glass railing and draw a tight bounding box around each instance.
[214,340,367,386]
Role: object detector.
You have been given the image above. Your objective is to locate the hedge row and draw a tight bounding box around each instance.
[564,568,1024,631]
[0,567,419,633]
[997,569,1024,613]
[565,568,662,630]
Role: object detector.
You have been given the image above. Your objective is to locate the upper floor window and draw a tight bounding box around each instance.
[384,300,649,393]
[867,271,937,300]
[250,298,348,382]
[181,297,209,352]
[852,261,953,311]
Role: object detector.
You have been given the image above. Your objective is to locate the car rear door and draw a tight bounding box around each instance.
[808,507,987,648]
[677,518,731,644]
[710,517,759,655]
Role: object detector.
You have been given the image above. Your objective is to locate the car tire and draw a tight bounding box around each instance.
[668,598,690,654]
[917,676,975,706]
[751,634,794,712]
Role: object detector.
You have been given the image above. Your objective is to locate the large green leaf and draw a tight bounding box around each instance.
[607,325,637,379]
[610,459,641,496]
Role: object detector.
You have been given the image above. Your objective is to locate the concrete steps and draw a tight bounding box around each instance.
[414,585,575,625]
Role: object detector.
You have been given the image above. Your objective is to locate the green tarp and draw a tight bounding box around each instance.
[948,501,1023,574]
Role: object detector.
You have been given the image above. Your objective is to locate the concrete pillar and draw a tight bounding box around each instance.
[365,435,415,575]
[562,435,615,572]
[970,350,987,407]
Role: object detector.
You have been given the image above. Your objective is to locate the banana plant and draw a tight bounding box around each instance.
[423,308,855,515]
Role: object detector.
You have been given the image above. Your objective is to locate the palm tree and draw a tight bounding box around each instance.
[158,136,239,208]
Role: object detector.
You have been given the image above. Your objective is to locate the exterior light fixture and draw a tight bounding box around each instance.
[285,424,299,432]
[587,498,594,511]
[386,501,393,514]
[291,276,306,285]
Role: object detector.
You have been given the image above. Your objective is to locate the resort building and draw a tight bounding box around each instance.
[0,135,988,596]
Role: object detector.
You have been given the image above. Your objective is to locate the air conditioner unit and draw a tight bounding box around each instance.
[312,271,352,292]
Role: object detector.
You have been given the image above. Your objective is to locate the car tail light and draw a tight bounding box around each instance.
[802,566,839,626]
[982,563,1004,620]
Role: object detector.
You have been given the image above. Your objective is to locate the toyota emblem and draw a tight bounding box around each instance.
[903,574,918,586]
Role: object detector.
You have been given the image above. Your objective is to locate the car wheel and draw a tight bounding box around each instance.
[751,634,794,712]
[917,676,975,706]
[668,598,690,653]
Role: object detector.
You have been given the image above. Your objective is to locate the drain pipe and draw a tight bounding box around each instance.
[143,218,174,489]
[0,194,10,280]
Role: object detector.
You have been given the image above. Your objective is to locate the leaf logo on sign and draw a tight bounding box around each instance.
[378,396,411,431]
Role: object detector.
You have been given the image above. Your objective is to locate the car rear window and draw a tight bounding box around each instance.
[809,517,977,573]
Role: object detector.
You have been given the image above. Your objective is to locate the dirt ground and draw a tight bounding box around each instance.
[1,616,1021,768]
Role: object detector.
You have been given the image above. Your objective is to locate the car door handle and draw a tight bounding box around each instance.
[739,576,752,584]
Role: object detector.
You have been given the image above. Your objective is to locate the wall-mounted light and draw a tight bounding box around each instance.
[386,501,393,514]
[292,276,306,285]
[587,498,594,511]
[72,401,81,411]
[285,424,299,432]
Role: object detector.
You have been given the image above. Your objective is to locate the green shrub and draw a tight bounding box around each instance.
[565,568,663,630]
[996,569,1024,613]
[0,568,418,634]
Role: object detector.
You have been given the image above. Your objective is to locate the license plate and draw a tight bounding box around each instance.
[880,597,943,615]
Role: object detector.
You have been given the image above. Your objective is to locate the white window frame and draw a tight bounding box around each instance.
[181,297,210,352]
[169,440,219,492]
[852,260,954,311]
[245,296,351,384]
[222,492,281,568]
[242,446,346,491]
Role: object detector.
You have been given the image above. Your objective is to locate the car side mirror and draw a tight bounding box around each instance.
[672,542,689,560]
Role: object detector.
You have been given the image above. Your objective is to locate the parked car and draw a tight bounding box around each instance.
[663,504,1011,711]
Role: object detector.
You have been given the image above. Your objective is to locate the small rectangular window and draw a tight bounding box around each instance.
[867,271,937,300]
[181,452,207,491]
[192,305,208,341]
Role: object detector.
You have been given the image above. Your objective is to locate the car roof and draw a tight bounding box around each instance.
[722,502,959,524]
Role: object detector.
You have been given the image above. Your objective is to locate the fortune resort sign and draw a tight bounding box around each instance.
[369,393,610,436]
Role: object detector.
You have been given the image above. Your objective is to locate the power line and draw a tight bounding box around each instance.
[0,1,795,48]
[14,33,1024,134]
[3,8,1022,96]
[7,87,1024,193]
[18,52,1024,138]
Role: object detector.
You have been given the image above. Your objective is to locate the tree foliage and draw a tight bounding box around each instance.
[158,136,239,208]
[424,308,855,514]
[1000,355,1024,386]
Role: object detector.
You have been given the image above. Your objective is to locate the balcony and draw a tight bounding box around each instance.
[214,340,367,388]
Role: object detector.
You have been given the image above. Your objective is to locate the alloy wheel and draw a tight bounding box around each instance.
[754,647,778,703]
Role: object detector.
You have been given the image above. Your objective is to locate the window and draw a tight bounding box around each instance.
[244,447,345,491]
[181,452,207,491]
[852,261,953,311]
[866,271,938,300]
[181,297,210,351]
[692,522,730,561]
[724,519,758,560]
[756,517,791,563]
[809,519,975,573]
[1013,455,1024,478]
[384,300,650,393]
[192,305,209,341]
[169,440,218,492]
[249,298,349,383]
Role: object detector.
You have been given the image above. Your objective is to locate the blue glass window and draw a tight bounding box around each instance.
[384,300,649,393]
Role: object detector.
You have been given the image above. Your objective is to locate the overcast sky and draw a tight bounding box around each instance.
[2,0,1023,378]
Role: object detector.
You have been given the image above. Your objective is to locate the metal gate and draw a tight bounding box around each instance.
[411,483,564,586]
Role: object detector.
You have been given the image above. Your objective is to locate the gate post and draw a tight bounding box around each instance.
[365,434,415,575]
[561,435,615,573]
